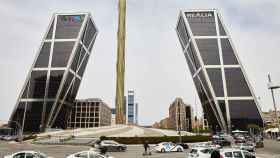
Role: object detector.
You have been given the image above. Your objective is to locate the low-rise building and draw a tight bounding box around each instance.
[152,122,160,128]
[67,98,111,128]
[152,117,171,129]
[0,121,7,127]
[160,117,171,129]
[262,110,280,126]
[169,98,192,131]
[152,98,192,131]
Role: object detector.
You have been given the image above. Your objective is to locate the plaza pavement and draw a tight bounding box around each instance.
[38,125,193,138]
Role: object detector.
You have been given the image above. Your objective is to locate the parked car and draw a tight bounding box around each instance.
[239,143,256,152]
[4,151,52,158]
[212,135,220,139]
[255,140,264,148]
[67,150,114,158]
[200,142,221,149]
[2,135,18,141]
[97,140,127,152]
[154,142,184,152]
[277,136,280,141]
[234,135,246,144]
[220,148,256,158]
[235,138,246,144]
[236,135,245,140]
[213,138,231,146]
[234,143,255,152]
[187,147,213,158]
[255,135,263,141]
[193,142,221,152]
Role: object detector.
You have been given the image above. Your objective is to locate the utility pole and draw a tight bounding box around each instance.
[115,0,126,124]
[267,74,280,134]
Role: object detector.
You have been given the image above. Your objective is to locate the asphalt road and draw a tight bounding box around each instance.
[255,139,280,158]
[0,139,280,158]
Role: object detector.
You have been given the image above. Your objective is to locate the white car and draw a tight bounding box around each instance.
[220,148,256,158]
[4,151,51,158]
[233,143,255,152]
[187,147,213,158]
[154,142,184,152]
[195,142,221,149]
[277,136,280,141]
[66,150,114,158]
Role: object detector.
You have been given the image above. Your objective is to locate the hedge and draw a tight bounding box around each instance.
[101,135,210,144]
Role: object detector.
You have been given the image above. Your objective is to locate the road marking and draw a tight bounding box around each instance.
[256,154,280,158]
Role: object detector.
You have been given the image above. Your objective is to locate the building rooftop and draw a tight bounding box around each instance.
[75,98,103,102]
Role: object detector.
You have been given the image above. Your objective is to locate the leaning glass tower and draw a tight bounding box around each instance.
[176,9,263,131]
[9,13,98,132]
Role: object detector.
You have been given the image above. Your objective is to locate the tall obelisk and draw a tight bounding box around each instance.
[115,0,126,124]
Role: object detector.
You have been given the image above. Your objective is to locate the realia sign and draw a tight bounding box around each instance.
[185,12,213,18]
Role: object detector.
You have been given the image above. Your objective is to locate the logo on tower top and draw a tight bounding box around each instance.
[186,12,213,18]
[61,15,82,24]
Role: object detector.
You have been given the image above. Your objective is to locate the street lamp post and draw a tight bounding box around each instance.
[267,74,280,135]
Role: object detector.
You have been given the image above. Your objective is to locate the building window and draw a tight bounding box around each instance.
[176,16,190,48]
[51,42,75,67]
[206,68,224,97]
[35,42,51,68]
[225,68,252,97]
[196,39,220,65]
[48,70,64,98]
[28,71,48,98]
[221,39,238,65]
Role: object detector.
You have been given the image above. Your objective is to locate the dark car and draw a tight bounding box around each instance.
[98,140,127,152]
[176,143,189,149]
[255,140,264,148]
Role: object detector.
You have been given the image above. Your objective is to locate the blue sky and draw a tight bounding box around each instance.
[0,0,280,125]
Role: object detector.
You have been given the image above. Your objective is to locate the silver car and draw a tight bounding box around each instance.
[66,150,114,158]
[4,151,51,158]
[235,143,255,152]
[220,148,255,158]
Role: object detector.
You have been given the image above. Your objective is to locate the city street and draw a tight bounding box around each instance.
[0,139,280,158]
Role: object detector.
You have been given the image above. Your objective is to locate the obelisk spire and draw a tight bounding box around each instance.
[115,0,126,124]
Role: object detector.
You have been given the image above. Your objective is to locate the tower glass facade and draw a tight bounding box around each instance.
[127,91,135,124]
[176,10,263,131]
[9,13,98,132]
[126,90,138,124]
[135,103,138,124]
